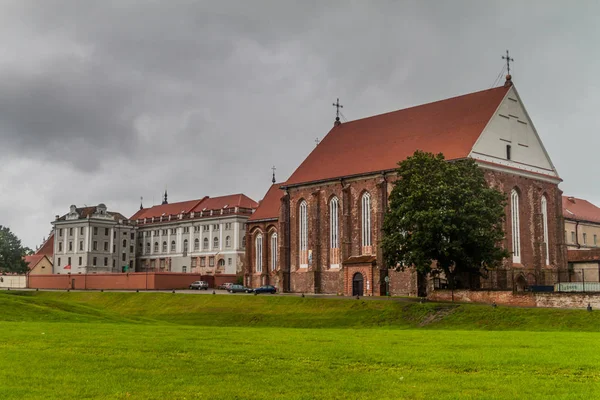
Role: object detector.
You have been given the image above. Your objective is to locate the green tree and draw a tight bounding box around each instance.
[381,151,509,289]
[0,226,29,274]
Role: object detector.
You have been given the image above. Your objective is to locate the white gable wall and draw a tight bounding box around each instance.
[469,86,559,180]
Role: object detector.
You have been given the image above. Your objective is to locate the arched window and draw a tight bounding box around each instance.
[299,200,308,267]
[511,189,521,263]
[194,238,200,251]
[271,233,278,271]
[213,237,219,249]
[255,234,263,273]
[361,192,372,253]
[218,259,225,267]
[541,195,549,265]
[162,241,167,253]
[203,238,208,250]
[330,197,340,266]
[146,242,150,254]
[183,239,188,252]
[154,242,158,253]
[226,236,231,247]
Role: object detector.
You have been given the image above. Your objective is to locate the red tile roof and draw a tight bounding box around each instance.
[248,184,285,222]
[284,86,510,186]
[562,196,600,223]
[131,194,258,220]
[190,194,258,213]
[35,233,54,256]
[24,254,49,270]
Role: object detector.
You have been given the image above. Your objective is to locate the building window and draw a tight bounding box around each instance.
[511,189,521,263]
[93,227,98,235]
[183,239,189,252]
[69,242,73,251]
[506,144,511,160]
[78,257,82,266]
[255,234,263,273]
[104,242,108,251]
[361,192,372,252]
[59,229,63,237]
[214,224,219,230]
[79,241,83,251]
[154,242,159,252]
[228,257,232,266]
[330,197,340,266]
[130,245,133,254]
[122,239,127,248]
[59,242,63,252]
[200,258,206,267]
[203,238,209,250]
[105,228,109,236]
[218,259,225,267]
[146,243,150,253]
[571,231,575,243]
[194,238,200,250]
[242,236,246,249]
[80,227,84,235]
[299,200,308,267]
[171,241,176,252]
[583,233,587,245]
[93,241,98,251]
[122,252,126,262]
[541,196,550,265]
[209,257,215,267]
[69,228,73,236]
[226,236,231,247]
[93,257,97,266]
[271,233,278,271]
[131,232,135,240]
[58,257,61,266]
[213,237,219,248]
[171,229,176,234]
[182,266,187,273]
[162,241,167,253]
[67,257,71,266]
[104,257,108,266]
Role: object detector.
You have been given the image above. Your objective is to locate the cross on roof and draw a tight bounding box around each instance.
[332,98,343,120]
[502,50,514,75]
[315,138,320,146]
[271,165,276,184]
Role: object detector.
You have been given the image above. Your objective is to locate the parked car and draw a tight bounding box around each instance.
[228,284,253,293]
[189,281,209,290]
[218,282,234,290]
[253,285,277,294]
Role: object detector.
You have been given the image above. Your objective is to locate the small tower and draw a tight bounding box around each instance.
[162,190,168,205]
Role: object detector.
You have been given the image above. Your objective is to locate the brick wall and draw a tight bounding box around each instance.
[245,220,280,290]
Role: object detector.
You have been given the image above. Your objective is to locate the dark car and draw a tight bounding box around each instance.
[253,285,277,294]
[228,284,252,293]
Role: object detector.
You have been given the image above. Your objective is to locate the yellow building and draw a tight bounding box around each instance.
[24,254,53,275]
[563,196,600,250]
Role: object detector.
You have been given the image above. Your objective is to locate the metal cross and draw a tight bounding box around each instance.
[271,165,276,184]
[332,98,343,119]
[315,138,320,146]
[502,50,514,75]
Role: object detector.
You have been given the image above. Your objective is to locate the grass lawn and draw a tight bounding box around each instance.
[1,291,599,399]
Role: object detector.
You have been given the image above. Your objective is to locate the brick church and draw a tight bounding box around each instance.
[245,75,566,296]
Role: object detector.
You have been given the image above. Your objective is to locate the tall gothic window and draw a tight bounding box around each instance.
[299,200,308,267]
[361,192,372,253]
[271,233,278,271]
[511,189,521,263]
[203,238,209,250]
[329,197,340,267]
[213,237,219,249]
[255,234,263,273]
[541,195,549,265]
[171,240,176,252]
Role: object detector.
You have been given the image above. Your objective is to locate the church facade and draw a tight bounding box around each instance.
[245,77,567,296]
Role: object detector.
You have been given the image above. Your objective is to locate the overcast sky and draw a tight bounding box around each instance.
[1,0,599,248]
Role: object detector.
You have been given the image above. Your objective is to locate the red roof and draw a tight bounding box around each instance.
[248,184,285,222]
[284,86,510,186]
[35,234,54,256]
[24,254,49,270]
[190,194,258,213]
[131,194,258,220]
[562,196,600,223]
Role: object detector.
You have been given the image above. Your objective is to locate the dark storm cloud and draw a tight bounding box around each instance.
[0,0,599,247]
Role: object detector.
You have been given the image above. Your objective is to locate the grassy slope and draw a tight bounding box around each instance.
[1,292,600,399]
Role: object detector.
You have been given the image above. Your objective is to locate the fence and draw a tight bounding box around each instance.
[0,275,27,289]
[432,266,600,293]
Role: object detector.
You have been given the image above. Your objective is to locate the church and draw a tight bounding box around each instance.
[245,75,566,296]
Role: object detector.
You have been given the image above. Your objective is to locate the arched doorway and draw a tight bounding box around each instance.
[352,273,364,296]
[515,275,527,292]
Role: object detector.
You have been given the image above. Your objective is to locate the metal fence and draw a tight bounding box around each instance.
[432,266,600,293]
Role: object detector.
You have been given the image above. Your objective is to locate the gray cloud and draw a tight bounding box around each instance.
[0,0,599,247]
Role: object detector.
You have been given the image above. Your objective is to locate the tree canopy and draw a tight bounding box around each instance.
[0,226,29,274]
[381,151,509,286]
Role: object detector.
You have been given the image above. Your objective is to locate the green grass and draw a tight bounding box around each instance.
[1,291,600,399]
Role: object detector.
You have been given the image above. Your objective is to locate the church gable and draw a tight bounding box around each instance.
[469,85,559,180]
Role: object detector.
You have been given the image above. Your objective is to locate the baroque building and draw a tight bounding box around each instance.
[131,192,258,274]
[52,204,135,274]
[246,76,566,296]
